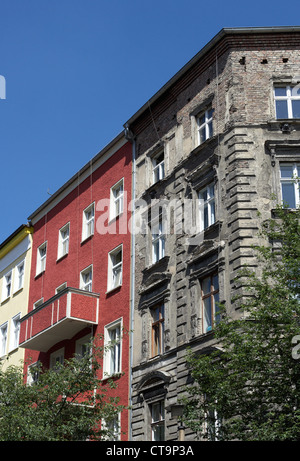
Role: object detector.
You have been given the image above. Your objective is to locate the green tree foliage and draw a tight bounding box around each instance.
[0,336,126,441]
[183,206,300,441]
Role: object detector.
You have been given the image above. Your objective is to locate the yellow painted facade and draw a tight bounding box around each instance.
[0,225,33,371]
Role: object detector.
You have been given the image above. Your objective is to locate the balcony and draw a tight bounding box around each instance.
[19,287,99,352]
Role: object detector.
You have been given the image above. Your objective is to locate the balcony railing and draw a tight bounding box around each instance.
[19,287,99,352]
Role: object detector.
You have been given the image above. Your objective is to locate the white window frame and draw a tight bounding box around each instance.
[274,85,300,119]
[151,215,165,264]
[107,245,123,291]
[1,270,12,302]
[36,241,47,275]
[110,179,124,220]
[33,297,44,309]
[103,318,122,378]
[27,361,40,385]
[199,183,215,231]
[82,203,95,242]
[80,265,93,292]
[57,223,70,259]
[50,347,64,371]
[197,108,213,145]
[150,400,165,441]
[279,163,300,209]
[9,313,21,352]
[152,151,165,184]
[0,322,8,357]
[75,334,92,360]
[56,282,67,294]
[102,413,121,441]
[14,259,25,293]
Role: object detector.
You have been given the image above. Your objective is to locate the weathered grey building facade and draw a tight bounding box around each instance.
[124,26,300,441]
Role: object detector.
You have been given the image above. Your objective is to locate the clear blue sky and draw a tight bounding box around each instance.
[0,0,298,244]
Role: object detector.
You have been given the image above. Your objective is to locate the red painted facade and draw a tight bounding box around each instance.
[20,136,132,440]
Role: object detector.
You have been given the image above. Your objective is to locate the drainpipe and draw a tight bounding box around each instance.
[125,123,136,441]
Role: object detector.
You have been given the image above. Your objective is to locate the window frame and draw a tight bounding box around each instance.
[82,203,95,242]
[151,213,165,264]
[152,151,165,184]
[279,162,300,209]
[201,273,220,333]
[198,183,215,231]
[27,361,40,386]
[274,85,300,119]
[80,265,93,292]
[150,400,165,441]
[107,245,123,292]
[13,260,25,294]
[151,304,165,357]
[110,178,124,220]
[0,322,8,357]
[197,107,213,145]
[103,318,122,378]
[9,312,21,352]
[50,347,64,371]
[36,241,47,276]
[1,269,12,302]
[57,222,70,260]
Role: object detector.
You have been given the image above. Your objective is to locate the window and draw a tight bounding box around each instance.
[34,298,44,309]
[201,274,219,333]
[151,400,165,441]
[14,260,25,292]
[10,313,21,351]
[199,183,215,231]
[102,414,120,441]
[152,151,165,184]
[151,304,165,357]
[1,270,12,301]
[36,242,47,275]
[274,86,300,119]
[80,265,93,292]
[82,203,95,241]
[27,362,40,385]
[151,214,165,264]
[76,334,91,359]
[50,348,64,371]
[201,274,220,333]
[56,282,67,294]
[0,322,8,356]
[108,246,122,291]
[58,223,70,259]
[104,320,121,377]
[110,179,124,219]
[197,108,213,144]
[280,163,300,208]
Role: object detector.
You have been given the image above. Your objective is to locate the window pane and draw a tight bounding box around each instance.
[280,165,294,178]
[204,297,212,332]
[274,87,287,97]
[281,182,296,208]
[292,100,300,118]
[276,100,289,119]
[202,277,211,295]
[152,424,164,441]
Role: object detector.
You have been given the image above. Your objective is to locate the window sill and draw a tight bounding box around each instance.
[80,234,94,246]
[12,287,23,297]
[0,296,10,305]
[101,371,122,382]
[56,253,68,263]
[106,284,122,295]
[34,270,45,280]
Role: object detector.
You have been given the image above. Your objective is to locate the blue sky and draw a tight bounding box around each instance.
[0,0,298,244]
